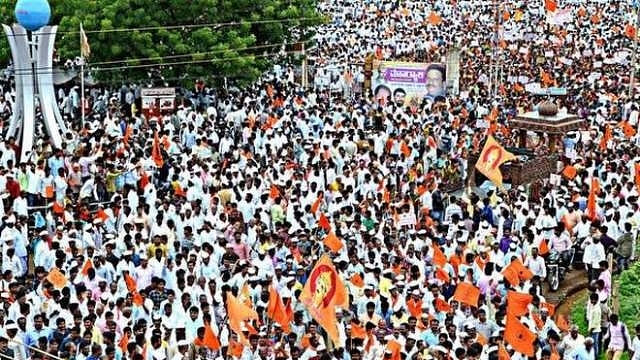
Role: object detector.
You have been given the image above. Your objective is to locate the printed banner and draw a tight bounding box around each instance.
[371,61,447,105]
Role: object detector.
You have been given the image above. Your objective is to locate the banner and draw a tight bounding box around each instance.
[371,61,447,105]
[141,87,176,117]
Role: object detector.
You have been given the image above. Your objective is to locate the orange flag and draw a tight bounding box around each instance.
[635,163,640,190]
[407,298,423,318]
[538,239,550,256]
[619,120,637,138]
[545,0,557,12]
[318,213,331,231]
[475,135,516,187]
[452,282,480,307]
[152,131,164,168]
[562,165,577,180]
[267,285,291,332]
[124,273,144,306]
[502,10,510,21]
[435,267,450,283]
[194,322,221,350]
[586,177,600,220]
[310,196,322,214]
[118,333,129,353]
[577,7,586,18]
[502,259,533,286]
[387,340,402,360]
[227,293,259,337]
[46,268,68,289]
[269,184,280,200]
[599,125,612,151]
[81,259,93,276]
[350,273,365,288]
[590,13,601,24]
[96,208,110,222]
[506,291,533,317]
[427,11,442,25]
[228,339,244,357]
[350,320,367,339]
[299,254,349,344]
[323,231,343,252]
[434,298,451,313]
[498,344,510,360]
[541,302,556,317]
[432,245,447,267]
[626,24,637,39]
[400,141,412,158]
[505,315,536,356]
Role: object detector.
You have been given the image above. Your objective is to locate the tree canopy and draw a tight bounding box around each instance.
[0,0,321,86]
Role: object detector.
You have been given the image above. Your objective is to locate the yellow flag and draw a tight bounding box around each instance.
[475,135,516,187]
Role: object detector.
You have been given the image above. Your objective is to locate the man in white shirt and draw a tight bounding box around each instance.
[524,247,546,279]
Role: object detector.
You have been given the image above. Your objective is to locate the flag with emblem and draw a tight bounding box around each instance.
[475,135,516,187]
[505,315,536,356]
[452,282,480,307]
[299,254,348,343]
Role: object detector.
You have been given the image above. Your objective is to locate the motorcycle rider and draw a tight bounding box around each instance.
[549,224,573,270]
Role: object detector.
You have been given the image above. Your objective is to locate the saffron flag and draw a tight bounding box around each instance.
[506,291,533,317]
[299,254,349,344]
[81,259,93,276]
[323,231,343,252]
[475,135,516,187]
[501,259,533,286]
[267,285,291,332]
[80,23,91,58]
[118,333,129,353]
[152,131,164,168]
[498,344,510,360]
[452,282,480,307]
[350,273,365,288]
[599,125,612,151]
[635,163,640,190]
[124,273,144,306]
[427,11,443,25]
[227,293,259,337]
[431,245,447,267]
[545,0,557,13]
[350,320,367,339]
[46,268,68,289]
[310,196,322,214]
[562,165,577,180]
[504,315,536,356]
[269,184,281,200]
[318,213,331,231]
[194,322,221,350]
[626,24,637,39]
[538,239,550,255]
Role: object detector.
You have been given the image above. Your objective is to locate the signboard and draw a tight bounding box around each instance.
[141,87,176,117]
[371,61,447,105]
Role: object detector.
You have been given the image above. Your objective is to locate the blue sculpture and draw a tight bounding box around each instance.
[14,0,51,31]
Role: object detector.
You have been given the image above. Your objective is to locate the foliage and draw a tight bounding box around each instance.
[0,0,322,86]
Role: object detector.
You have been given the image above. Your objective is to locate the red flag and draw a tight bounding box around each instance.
[626,24,637,39]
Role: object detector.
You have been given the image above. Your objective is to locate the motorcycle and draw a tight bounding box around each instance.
[547,249,575,292]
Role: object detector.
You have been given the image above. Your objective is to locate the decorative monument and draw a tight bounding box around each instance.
[4,0,67,160]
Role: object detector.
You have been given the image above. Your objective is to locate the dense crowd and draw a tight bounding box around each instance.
[0,1,639,360]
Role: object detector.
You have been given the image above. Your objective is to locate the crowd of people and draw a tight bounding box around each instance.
[0,0,640,360]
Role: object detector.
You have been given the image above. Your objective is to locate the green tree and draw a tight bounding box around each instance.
[0,0,321,86]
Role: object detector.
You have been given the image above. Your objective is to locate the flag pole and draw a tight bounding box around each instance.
[631,6,639,98]
[80,22,86,129]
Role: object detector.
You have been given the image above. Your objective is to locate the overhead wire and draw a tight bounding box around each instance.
[4,49,307,79]
[4,16,323,37]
